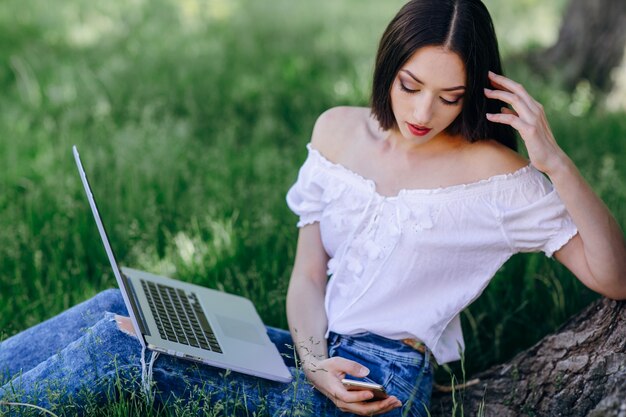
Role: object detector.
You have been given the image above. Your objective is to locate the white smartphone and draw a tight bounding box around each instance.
[341,378,389,401]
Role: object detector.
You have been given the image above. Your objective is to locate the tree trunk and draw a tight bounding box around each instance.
[529,0,626,92]
[430,298,626,416]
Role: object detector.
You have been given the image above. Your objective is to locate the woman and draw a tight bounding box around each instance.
[1,0,625,416]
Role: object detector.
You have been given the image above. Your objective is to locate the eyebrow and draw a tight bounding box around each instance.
[400,70,466,92]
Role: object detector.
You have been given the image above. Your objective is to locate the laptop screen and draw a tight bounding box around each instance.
[72,146,146,347]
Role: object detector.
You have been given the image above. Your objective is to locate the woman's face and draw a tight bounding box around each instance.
[389,46,466,144]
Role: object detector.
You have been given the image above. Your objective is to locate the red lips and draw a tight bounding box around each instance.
[406,123,432,136]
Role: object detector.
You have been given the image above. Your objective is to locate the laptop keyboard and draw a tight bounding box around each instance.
[141,280,223,354]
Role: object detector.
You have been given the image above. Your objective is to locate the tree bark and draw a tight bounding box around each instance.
[529,0,626,92]
[430,298,626,417]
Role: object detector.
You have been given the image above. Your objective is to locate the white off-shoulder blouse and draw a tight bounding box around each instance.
[286,143,578,364]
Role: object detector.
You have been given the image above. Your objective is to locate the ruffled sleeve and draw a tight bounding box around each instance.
[500,167,578,257]
[286,145,326,227]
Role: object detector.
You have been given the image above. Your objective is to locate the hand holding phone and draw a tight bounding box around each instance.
[305,357,401,414]
[341,378,389,401]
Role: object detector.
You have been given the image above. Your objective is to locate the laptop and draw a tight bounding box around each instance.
[73,146,292,383]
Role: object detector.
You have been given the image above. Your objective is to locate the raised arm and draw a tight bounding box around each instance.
[485,71,626,299]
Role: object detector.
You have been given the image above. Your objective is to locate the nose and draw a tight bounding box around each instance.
[412,93,434,125]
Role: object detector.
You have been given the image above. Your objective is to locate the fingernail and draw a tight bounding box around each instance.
[484,88,492,93]
[486,113,493,118]
[359,367,370,377]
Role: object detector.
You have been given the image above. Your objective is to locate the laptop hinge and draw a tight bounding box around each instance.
[122,273,151,336]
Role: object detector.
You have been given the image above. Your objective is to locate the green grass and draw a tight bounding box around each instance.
[1,0,625,415]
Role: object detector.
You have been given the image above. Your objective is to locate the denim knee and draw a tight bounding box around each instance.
[0,313,142,411]
[89,289,127,316]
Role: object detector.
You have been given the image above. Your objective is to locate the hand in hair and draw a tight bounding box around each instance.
[483,71,567,176]
[484,70,626,301]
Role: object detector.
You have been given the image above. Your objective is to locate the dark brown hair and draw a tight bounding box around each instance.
[371,0,517,150]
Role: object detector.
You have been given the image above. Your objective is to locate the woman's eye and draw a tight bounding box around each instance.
[400,83,418,93]
[440,97,462,106]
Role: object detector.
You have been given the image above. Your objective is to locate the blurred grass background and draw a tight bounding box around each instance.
[1,0,625,405]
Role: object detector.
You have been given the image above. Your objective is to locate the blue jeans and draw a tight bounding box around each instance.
[0,289,432,416]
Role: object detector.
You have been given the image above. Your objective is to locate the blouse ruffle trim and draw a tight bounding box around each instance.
[306,143,535,198]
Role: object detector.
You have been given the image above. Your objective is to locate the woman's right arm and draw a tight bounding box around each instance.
[286,222,402,415]
[286,223,331,370]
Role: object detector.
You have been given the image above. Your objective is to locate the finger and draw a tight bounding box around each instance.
[485,112,530,133]
[488,71,527,96]
[328,357,370,378]
[488,71,540,112]
[372,397,403,415]
[484,88,534,119]
[348,396,402,416]
[332,385,375,404]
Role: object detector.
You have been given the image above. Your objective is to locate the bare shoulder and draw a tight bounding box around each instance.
[310,106,375,162]
[466,139,529,177]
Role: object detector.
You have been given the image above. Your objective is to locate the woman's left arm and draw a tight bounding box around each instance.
[485,71,626,300]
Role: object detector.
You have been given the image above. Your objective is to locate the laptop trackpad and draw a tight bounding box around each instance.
[216,315,265,346]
